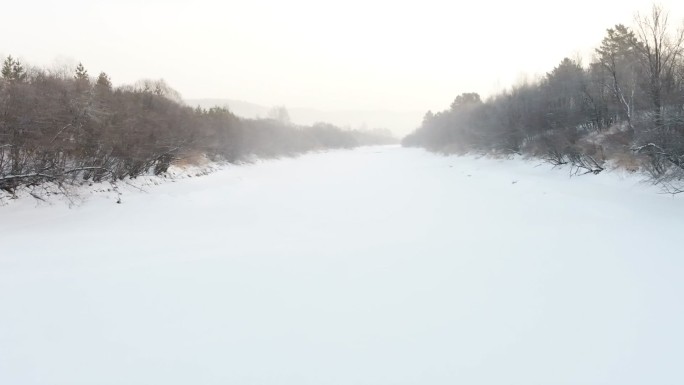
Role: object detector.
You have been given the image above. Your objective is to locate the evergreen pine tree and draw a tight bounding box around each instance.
[74,62,89,81]
[1,55,25,81]
[95,72,112,91]
[1,56,14,79]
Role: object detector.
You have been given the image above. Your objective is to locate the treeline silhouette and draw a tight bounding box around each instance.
[0,59,395,194]
[403,5,684,191]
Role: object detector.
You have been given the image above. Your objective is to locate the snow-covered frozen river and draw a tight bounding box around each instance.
[1,145,683,385]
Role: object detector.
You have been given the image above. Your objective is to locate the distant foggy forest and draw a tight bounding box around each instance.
[0,60,395,195]
[4,5,684,197]
[404,5,684,192]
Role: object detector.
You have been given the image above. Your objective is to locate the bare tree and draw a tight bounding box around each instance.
[267,106,291,125]
[633,4,684,128]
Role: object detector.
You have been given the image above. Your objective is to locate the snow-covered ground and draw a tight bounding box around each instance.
[1,145,683,385]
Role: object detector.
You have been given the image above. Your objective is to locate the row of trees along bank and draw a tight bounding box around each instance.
[403,5,684,192]
[0,59,396,196]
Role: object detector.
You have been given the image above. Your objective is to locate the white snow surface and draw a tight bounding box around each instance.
[1,145,683,385]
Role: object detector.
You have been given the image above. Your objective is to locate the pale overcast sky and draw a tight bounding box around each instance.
[2,0,683,113]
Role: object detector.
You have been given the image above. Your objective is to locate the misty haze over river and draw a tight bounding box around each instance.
[4,1,684,384]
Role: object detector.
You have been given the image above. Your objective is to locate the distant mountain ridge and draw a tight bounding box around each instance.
[185,99,422,137]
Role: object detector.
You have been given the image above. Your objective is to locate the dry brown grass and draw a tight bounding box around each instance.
[172,151,210,167]
[611,151,643,172]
